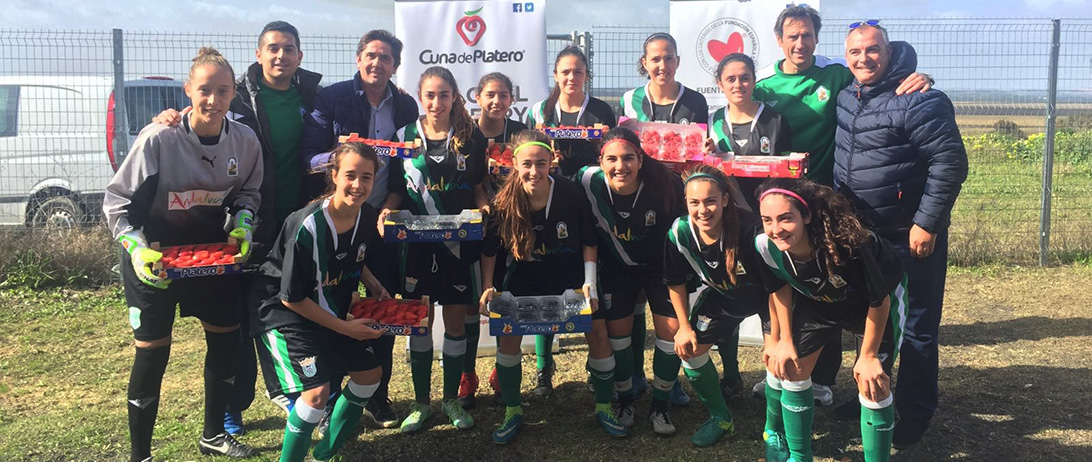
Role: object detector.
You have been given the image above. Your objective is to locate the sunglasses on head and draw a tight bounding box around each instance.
[849,19,881,29]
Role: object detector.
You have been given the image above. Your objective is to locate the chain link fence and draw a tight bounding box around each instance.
[1,20,1090,266]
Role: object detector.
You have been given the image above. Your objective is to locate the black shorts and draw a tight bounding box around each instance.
[121,253,243,341]
[688,286,764,345]
[401,244,480,306]
[595,267,673,321]
[259,323,380,395]
[761,293,899,372]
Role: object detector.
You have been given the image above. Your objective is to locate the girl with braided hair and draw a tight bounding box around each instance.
[662,164,768,446]
[754,178,907,462]
[477,129,612,443]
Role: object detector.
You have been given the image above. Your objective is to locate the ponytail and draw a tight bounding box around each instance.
[682,164,740,285]
[419,66,476,151]
[492,130,553,261]
[543,46,590,125]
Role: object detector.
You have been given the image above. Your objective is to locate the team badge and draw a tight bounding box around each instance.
[299,356,318,378]
[829,274,847,288]
[128,307,142,330]
[456,154,467,171]
[645,210,656,226]
[816,86,829,102]
[735,260,747,275]
[696,315,712,332]
[356,243,367,262]
[227,157,238,177]
[556,221,569,239]
[405,276,419,292]
[760,136,771,154]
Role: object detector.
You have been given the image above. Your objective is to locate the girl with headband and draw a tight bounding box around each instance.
[460,71,529,409]
[619,32,709,406]
[381,66,489,434]
[477,129,615,443]
[707,53,792,213]
[620,32,709,125]
[576,127,684,435]
[754,178,907,462]
[663,165,769,446]
[527,46,617,179]
[252,143,386,462]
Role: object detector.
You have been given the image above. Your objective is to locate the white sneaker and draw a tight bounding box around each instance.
[813,384,833,406]
[616,401,636,428]
[752,379,766,399]
[649,408,676,435]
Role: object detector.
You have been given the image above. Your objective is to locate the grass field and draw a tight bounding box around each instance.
[2,264,1091,461]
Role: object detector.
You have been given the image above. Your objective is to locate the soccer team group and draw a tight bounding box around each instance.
[102,4,969,462]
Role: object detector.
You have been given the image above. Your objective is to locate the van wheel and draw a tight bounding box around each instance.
[29,195,83,229]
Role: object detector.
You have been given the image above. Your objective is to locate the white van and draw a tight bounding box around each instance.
[0,76,186,227]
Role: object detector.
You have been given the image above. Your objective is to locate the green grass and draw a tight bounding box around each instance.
[4,266,1092,461]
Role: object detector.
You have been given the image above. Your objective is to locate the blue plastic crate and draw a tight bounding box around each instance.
[488,289,593,336]
[383,209,484,243]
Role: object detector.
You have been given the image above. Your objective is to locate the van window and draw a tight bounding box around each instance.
[0,85,16,137]
[125,85,188,135]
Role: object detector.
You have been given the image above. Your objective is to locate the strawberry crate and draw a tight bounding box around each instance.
[383,209,484,243]
[348,296,431,336]
[151,239,244,280]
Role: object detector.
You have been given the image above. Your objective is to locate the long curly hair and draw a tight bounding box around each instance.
[756,178,869,278]
[492,129,554,261]
[418,66,476,151]
[682,164,741,285]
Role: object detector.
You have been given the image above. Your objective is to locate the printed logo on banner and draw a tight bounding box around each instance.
[696,18,760,76]
[456,6,487,46]
[512,2,534,12]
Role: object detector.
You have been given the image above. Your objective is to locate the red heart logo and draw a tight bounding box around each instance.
[456,15,487,47]
[707,32,745,62]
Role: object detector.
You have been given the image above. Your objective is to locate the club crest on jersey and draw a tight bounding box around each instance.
[357,243,367,262]
[816,86,830,102]
[696,315,712,332]
[645,210,656,226]
[760,136,771,154]
[456,154,467,171]
[227,156,238,176]
[735,260,747,275]
[829,274,847,288]
[557,221,569,239]
[405,277,419,292]
[299,356,318,378]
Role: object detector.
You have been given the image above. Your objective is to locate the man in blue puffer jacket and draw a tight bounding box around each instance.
[833,22,968,450]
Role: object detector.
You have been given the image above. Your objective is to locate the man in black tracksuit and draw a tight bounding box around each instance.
[298,29,419,428]
[834,23,968,450]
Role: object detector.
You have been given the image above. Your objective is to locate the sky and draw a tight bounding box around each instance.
[2,0,1090,35]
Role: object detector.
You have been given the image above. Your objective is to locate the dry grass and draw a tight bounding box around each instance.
[2,264,1092,461]
[0,226,118,289]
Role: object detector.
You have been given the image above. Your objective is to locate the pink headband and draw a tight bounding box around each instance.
[600,138,640,155]
[760,188,810,211]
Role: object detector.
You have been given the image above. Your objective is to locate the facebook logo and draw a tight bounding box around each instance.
[513,2,534,12]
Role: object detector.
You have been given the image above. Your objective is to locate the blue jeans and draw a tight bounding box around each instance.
[887,230,948,424]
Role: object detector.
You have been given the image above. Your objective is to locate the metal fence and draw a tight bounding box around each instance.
[1,19,1090,265]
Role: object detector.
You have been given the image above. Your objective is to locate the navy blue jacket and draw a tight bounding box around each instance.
[833,42,968,237]
[298,75,419,198]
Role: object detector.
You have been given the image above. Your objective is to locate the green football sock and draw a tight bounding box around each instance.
[588,355,616,406]
[279,404,319,462]
[682,354,731,421]
[765,377,785,435]
[535,335,554,370]
[610,335,635,395]
[409,338,433,404]
[651,339,681,402]
[496,357,522,408]
[781,381,815,462]
[631,314,647,373]
[716,325,742,384]
[312,384,372,460]
[861,397,895,462]
[442,334,467,400]
[464,315,480,374]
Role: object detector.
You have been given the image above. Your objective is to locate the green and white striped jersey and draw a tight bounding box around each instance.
[663,213,768,317]
[619,83,709,125]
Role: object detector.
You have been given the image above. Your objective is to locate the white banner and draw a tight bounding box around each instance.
[395,0,549,125]
[670,0,820,108]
